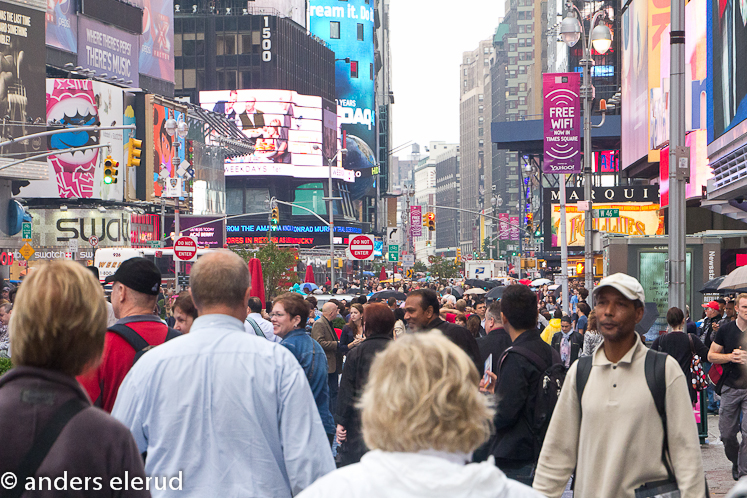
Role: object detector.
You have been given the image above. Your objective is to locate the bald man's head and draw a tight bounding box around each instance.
[190,250,250,311]
[322,302,338,321]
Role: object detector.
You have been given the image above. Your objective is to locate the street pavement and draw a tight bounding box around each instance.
[558,413,736,497]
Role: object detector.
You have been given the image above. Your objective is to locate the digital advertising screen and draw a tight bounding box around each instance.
[621,0,649,168]
[150,101,186,199]
[200,89,354,182]
[309,0,376,195]
[46,0,77,53]
[139,0,175,83]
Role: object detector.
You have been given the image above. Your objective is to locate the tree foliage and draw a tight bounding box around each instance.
[232,242,300,299]
[428,255,462,280]
[412,261,427,273]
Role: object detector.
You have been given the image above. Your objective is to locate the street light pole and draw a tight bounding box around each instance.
[320,148,346,292]
[668,0,687,310]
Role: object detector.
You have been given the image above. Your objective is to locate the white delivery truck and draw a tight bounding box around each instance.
[465,260,508,280]
[94,247,215,284]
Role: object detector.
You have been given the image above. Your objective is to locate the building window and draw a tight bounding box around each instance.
[519,25,525,33]
[357,23,364,40]
[464,80,468,87]
[479,116,484,124]
[479,127,484,136]
[216,34,236,55]
[519,96,526,105]
[484,59,489,66]
[330,21,340,39]
[293,183,327,215]
[509,57,517,65]
[509,87,518,95]
[519,39,525,47]
[351,60,359,78]
[479,93,484,101]
[479,105,484,112]
[519,65,527,74]
[464,68,468,75]
[519,82,527,91]
[509,43,516,51]
[479,139,484,147]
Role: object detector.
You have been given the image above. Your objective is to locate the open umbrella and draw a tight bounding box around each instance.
[379,267,388,281]
[464,279,498,290]
[699,276,726,294]
[452,286,464,298]
[464,288,487,295]
[485,286,506,300]
[635,302,661,336]
[304,265,315,284]
[301,282,318,293]
[518,278,532,286]
[719,266,747,291]
[362,271,375,277]
[371,290,407,301]
[531,278,552,286]
[248,258,266,308]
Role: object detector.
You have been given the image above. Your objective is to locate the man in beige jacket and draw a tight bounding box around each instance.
[312,302,344,413]
[532,273,706,498]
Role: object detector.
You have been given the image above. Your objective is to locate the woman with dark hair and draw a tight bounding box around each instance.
[580,310,603,357]
[651,306,709,404]
[335,303,395,466]
[466,314,482,339]
[341,303,364,351]
[271,293,336,443]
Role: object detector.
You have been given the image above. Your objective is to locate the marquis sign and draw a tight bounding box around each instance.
[543,73,581,174]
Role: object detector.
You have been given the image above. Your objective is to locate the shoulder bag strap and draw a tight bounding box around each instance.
[245,317,266,338]
[10,398,88,498]
[688,333,696,356]
[576,355,593,417]
[165,326,182,341]
[108,323,149,353]
[510,345,550,372]
[644,348,676,482]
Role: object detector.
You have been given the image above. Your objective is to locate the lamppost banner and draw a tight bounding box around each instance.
[543,72,582,174]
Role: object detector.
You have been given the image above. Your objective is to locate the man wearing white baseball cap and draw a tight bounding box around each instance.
[533,273,706,498]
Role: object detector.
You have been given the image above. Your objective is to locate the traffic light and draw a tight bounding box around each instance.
[426,212,436,231]
[576,262,585,274]
[127,137,142,167]
[103,155,118,184]
[456,248,462,262]
[422,213,428,227]
[271,207,280,226]
[526,213,533,231]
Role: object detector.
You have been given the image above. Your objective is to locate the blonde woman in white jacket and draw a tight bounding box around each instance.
[298,332,544,498]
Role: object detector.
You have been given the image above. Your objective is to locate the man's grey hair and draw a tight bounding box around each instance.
[190,250,249,310]
[486,301,501,324]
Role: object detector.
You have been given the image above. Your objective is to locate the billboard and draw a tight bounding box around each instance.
[164,215,224,248]
[621,0,649,168]
[309,0,376,184]
[148,97,187,201]
[18,79,127,199]
[659,130,713,207]
[200,89,353,182]
[226,220,363,248]
[77,16,139,87]
[29,207,135,248]
[544,186,662,248]
[0,2,46,157]
[543,72,581,174]
[46,0,77,52]
[139,0,174,83]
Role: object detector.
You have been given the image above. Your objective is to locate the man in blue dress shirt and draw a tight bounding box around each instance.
[112,251,335,497]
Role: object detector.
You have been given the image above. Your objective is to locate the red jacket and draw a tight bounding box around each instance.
[77,316,172,413]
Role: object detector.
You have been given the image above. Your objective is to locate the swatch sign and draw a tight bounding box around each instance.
[543,73,581,174]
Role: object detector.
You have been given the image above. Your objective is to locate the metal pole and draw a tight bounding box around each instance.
[175,207,180,292]
[329,158,335,292]
[581,28,594,303]
[560,175,570,315]
[160,197,166,248]
[668,0,686,310]
[0,124,136,150]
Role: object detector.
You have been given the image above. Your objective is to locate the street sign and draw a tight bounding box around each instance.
[406,269,413,279]
[347,234,375,261]
[403,254,415,265]
[178,275,190,286]
[19,242,34,260]
[89,235,99,247]
[463,254,474,261]
[387,227,399,246]
[173,236,198,262]
[22,221,31,241]
[67,239,78,255]
[388,251,398,262]
[145,240,162,248]
[597,208,620,218]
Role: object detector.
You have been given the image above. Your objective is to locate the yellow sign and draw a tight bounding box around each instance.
[19,242,35,260]
[406,269,413,279]
[551,203,662,247]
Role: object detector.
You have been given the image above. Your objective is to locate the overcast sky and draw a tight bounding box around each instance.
[389,0,505,157]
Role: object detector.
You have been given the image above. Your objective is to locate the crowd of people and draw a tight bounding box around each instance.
[0,254,745,497]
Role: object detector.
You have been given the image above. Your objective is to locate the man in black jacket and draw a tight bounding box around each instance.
[551,316,584,368]
[404,289,482,374]
[476,301,511,375]
[487,284,559,485]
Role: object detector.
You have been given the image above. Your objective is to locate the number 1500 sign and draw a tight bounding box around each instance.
[263,17,272,62]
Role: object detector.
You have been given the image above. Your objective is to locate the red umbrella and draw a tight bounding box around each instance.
[518,278,532,286]
[248,258,266,308]
[379,266,388,281]
[304,265,315,284]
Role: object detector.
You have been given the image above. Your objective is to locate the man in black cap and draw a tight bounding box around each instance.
[77,258,180,413]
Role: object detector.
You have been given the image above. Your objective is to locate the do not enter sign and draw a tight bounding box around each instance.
[173,236,198,262]
[346,234,375,261]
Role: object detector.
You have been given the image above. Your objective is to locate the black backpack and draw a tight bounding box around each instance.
[498,345,565,452]
[108,323,181,366]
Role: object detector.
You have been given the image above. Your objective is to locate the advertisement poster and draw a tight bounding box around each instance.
[309,0,376,195]
[0,2,46,157]
[77,16,139,87]
[140,0,174,83]
[621,0,649,168]
[639,251,691,339]
[19,79,126,200]
[151,101,186,199]
[30,207,135,248]
[509,216,520,241]
[499,212,510,240]
[46,0,77,52]
[551,203,662,246]
[659,130,713,207]
[410,205,422,238]
[200,89,353,182]
[543,73,581,174]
